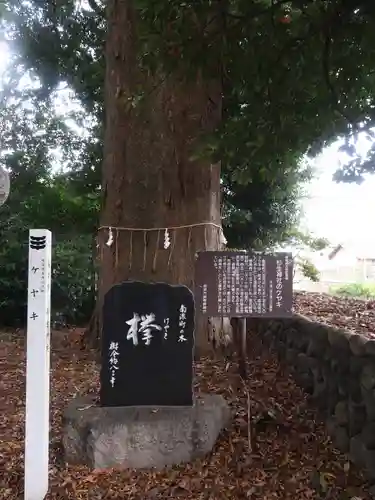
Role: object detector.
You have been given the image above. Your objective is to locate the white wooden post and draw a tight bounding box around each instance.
[24,229,52,500]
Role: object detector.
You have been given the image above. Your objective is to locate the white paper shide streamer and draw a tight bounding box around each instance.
[163,228,171,249]
[101,223,225,271]
[106,227,114,247]
[219,228,227,247]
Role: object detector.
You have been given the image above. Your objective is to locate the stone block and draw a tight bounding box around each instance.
[365,340,375,356]
[306,327,329,357]
[312,380,328,404]
[294,371,314,394]
[364,449,375,481]
[350,435,367,468]
[349,334,368,356]
[285,348,298,364]
[338,379,349,398]
[269,321,283,336]
[348,379,363,404]
[330,358,349,381]
[361,364,375,391]
[369,485,375,499]
[362,423,375,450]
[63,393,231,470]
[327,418,349,452]
[333,426,350,453]
[348,403,366,437]
[287,326,308,351]
[350,356,365,376]
[263,331,274,345]
[276,344,286,361]
[285,328,295,342]
[295,352,309,373]
[362,387,375,421]
[334,401,349,426]
[328,328,351,353]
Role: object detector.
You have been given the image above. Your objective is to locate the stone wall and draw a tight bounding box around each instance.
[253,315,375,483]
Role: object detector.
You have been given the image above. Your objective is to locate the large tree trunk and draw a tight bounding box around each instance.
[86,0,222,354]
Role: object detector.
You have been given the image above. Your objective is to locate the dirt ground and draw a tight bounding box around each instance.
[0,317,371,500]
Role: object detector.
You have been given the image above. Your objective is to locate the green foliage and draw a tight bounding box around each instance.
[4,0,375,191]
[0,227,95,327]
[0,95,98,326]
[329,282,375,299]
[284,229,329,252]
[0,0,318,254]
[222,160,311,249]
[286,229,329,281]
[297,258,320,282]
[0,177,97,326]
[0,49,100,326]
[135,0,375,183]
[0,0,375,327]
[52,235,95,325]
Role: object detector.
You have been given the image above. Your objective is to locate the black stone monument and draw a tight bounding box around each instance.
[100,281,195,407]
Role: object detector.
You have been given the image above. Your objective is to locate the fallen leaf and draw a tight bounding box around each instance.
[0,320,372,500]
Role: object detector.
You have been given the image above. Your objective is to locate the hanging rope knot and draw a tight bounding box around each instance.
[98,222,226,271]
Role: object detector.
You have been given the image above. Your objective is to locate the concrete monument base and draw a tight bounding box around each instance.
[62,393,231,469]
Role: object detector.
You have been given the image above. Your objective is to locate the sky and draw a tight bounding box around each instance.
[301,140,375,255]
[1,41,375,255]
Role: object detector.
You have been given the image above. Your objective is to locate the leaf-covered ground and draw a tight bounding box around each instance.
[0,321,371,500]
[294,291,375,338]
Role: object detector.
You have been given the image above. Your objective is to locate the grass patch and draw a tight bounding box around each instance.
[329,282,375,299]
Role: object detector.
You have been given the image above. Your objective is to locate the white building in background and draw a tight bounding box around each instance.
[294,240,375,293]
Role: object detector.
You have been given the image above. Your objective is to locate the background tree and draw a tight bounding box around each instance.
[0,92,98,325]
[5,0,375,187]
[1,0,375,339]
[282,229,330,283]
[222,159,311,249]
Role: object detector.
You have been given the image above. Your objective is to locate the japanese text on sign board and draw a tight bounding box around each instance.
[195,251,293,318]
[215,253,266,314]
[108,341,119,387]
[100,281,195,407]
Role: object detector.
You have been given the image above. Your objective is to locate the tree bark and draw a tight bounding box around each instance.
[86,0,222,354]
